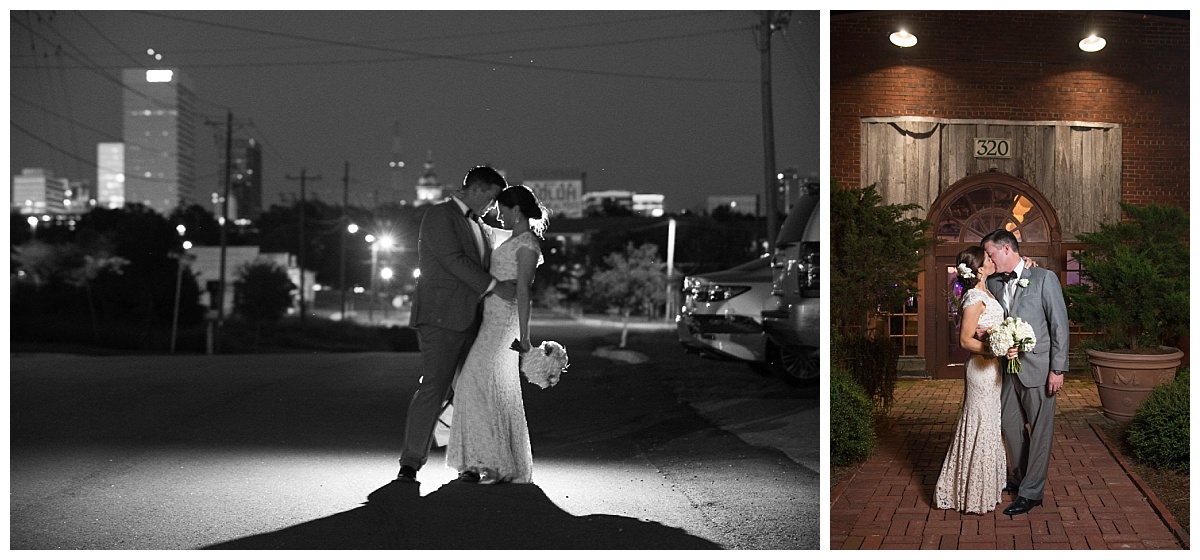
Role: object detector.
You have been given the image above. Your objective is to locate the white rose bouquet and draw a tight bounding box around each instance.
[987,317,1036,374]
[512,340,570,388]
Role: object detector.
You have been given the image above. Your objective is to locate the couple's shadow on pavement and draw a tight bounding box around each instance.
[206,479,719,549]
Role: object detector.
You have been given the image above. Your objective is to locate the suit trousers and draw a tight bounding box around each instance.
[400,322,480,470]
[1000,370,1057,500]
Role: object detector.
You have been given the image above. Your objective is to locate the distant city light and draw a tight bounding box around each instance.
[412,269,421,279]
[347,223,359,234]
[26,216,37,228]
[354,286,365,294]
[312,284,323,292]
[147,48,155,56]
[378,235,395,250]
[176,224,186,235]
[365,234,376,243]
[380,267,394,281]
[146,69,174,83]
[182,241,193,250]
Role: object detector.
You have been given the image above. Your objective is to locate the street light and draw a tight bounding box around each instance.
[340,223,360,322]
[170,250,196,353]
[368,234,395,323]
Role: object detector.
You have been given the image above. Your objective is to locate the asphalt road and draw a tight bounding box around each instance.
[8,318,819,550]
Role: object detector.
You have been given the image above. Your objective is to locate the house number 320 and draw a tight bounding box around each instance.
[974,138,1011,158]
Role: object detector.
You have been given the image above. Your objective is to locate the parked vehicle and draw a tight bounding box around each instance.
[761,189,820,382]
[676,256,773,363]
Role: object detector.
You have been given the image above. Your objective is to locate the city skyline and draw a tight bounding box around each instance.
[9,10,818,214]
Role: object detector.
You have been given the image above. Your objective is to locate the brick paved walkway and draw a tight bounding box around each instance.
[831,378,1187,550]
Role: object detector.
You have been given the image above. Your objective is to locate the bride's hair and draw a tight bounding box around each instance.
[954,246,986,293]
[496,185,550,238]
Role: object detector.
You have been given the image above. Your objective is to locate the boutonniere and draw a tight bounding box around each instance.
[1018,278,1030,288]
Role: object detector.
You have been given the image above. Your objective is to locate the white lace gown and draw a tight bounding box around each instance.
[445,231,542,483]
[934,288,1007,513]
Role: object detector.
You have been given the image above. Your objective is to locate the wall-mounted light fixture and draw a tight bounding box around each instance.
[890,29,918,48]
[1079,13,1106,52]
[1079,33,1106,52]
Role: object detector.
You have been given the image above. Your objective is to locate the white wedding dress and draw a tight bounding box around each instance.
[934,288,1006,513]
[445,231,542,483]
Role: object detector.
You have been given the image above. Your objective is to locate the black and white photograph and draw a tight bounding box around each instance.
[7,8,819,550]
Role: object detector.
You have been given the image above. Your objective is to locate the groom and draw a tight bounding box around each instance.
[397,165,515,483]
[981,229,1070,515]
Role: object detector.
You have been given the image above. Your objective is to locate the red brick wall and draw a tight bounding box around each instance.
[831,11,1189,210]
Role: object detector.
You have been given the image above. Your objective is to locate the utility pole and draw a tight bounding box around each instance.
[202,111,250,353]
[759,10,791,254]
[218,111,233,350]
[340,161,350,321]
[286,169,322,326]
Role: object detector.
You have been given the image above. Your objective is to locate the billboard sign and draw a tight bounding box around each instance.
[526,179,583,219]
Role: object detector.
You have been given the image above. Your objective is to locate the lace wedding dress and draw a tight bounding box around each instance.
[445,231,542,483]
[934,288,1006,513]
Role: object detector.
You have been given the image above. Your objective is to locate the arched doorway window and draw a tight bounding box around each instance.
[924,173,1062,379]
[934,186,1052,244]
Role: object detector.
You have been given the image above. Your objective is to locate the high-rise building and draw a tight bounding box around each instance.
[12,168,68,215]
[96,142,125,209]
[122,67,197,215]
[231,136,263,220]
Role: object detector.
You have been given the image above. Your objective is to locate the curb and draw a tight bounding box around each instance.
[1090,422,1190,549]
[569,316,676,332]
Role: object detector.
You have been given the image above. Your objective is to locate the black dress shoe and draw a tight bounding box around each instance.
[458,470,481,483]
[1003,496,1043,515]
[1004,483,1019,494]
[396,465,418,483]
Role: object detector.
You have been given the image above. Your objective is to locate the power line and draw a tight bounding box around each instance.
[13,25,753,77]
[10,15,176,113]
[73,10,146,69]
[12,119,223,184]
[10,11,727,60]
[129,11,757,85]
[11,94,224,172]
[782,32,818,107]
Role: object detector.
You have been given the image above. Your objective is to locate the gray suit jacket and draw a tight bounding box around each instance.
[409,199,495,332]
[987,265,1070,387]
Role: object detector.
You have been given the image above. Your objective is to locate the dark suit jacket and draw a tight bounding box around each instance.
[986,265,1070,387]
[409,199,495,332]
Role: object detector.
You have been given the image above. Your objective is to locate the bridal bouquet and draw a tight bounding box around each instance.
[987,317,1036,374]
[511,340,570,388]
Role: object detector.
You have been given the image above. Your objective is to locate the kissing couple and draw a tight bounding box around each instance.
[934,229,1070,516]
[395,165,551,485]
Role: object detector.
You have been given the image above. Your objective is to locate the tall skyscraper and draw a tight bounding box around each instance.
[96,142,125,209]
[122,68,197,215]
[231,136,263,221]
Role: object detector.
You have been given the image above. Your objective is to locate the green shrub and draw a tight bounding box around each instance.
[1126,366,1190,473]
[831,366,876,467]
[833,331,900,411]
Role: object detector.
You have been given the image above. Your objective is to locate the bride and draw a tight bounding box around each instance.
[445,185,547,485]
[933,246,1018,513]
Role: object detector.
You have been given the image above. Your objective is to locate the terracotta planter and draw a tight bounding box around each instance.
[1086,347,1184,422]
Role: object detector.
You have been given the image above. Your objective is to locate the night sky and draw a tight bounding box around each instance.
[9,9,818,214]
